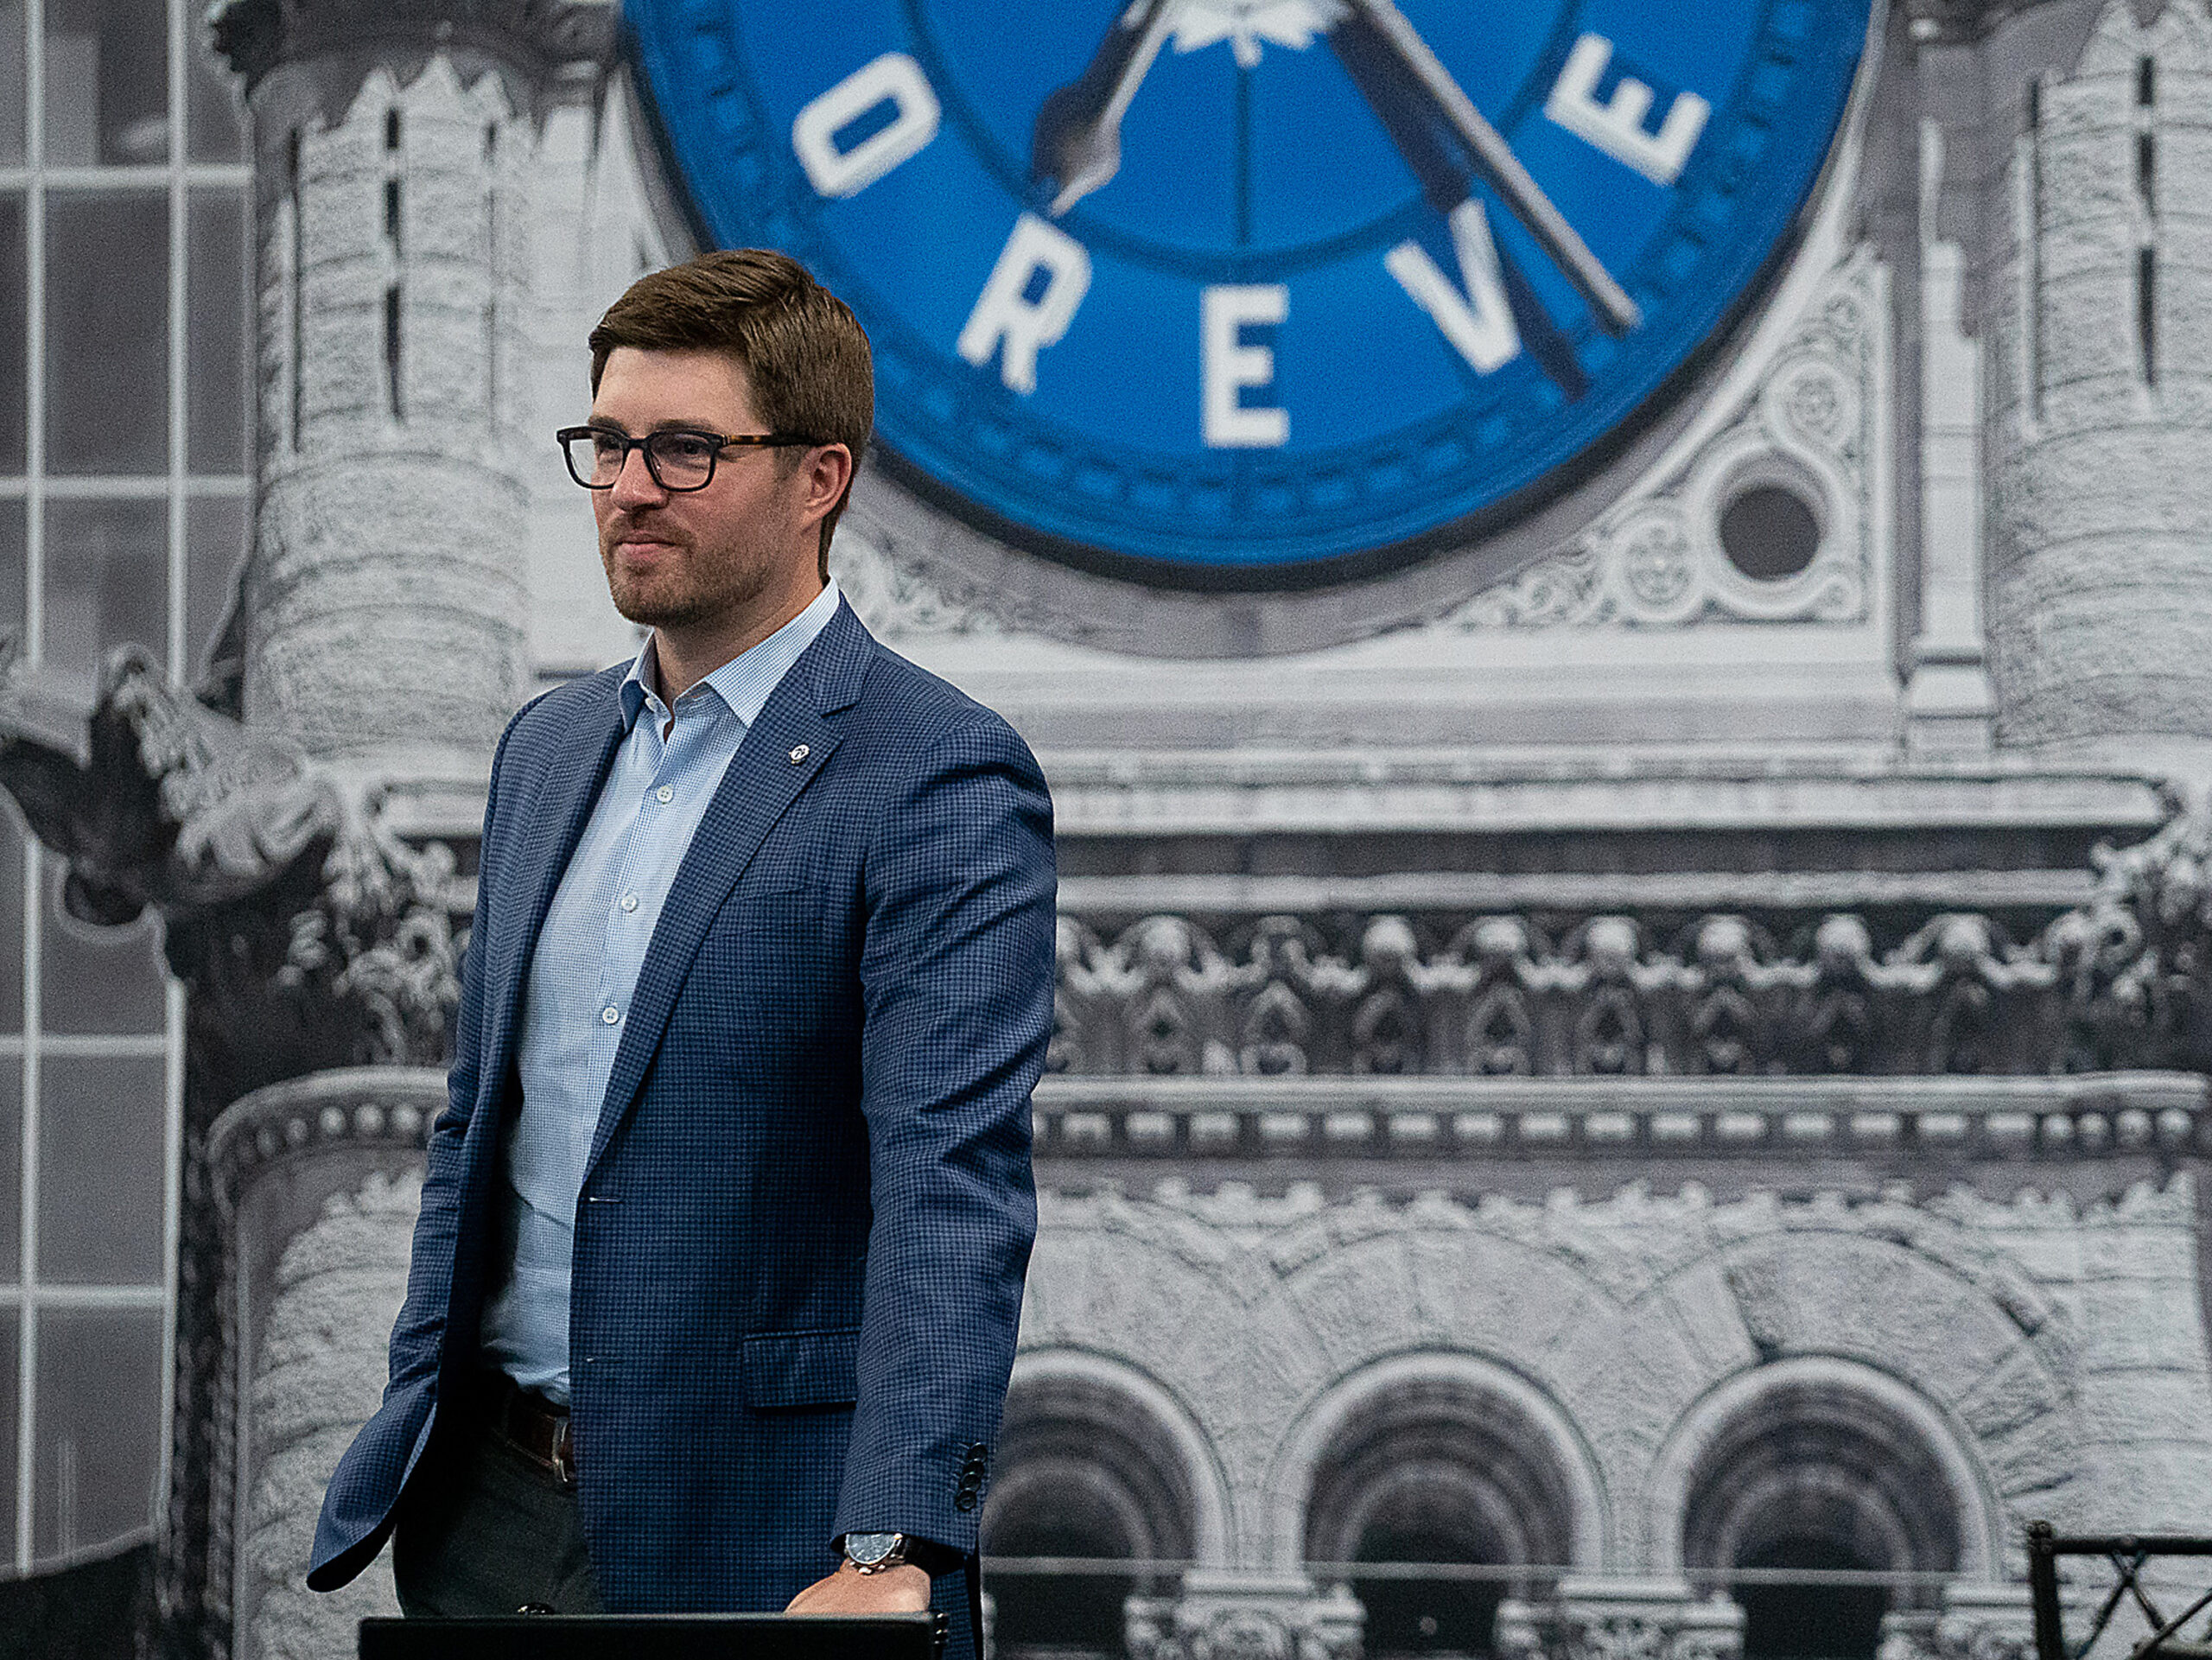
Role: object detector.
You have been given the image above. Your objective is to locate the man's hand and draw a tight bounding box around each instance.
[784,1559,932,1614]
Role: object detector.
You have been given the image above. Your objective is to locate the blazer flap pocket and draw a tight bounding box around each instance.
[741,1326,861,1409]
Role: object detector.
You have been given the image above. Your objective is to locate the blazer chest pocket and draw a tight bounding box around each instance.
[741,1326,860,1410]
[708,887,848,962]
[694,890,847,1005]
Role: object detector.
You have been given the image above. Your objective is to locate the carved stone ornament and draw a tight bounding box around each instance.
[1047,806,2212,1077]
[208,0,614,95]
[0,642,476,1103]
[1877,1585,2040,1660]
[1127,1578,1363,1660]
[1496,1585,1746,1660]
[830,491,1069,644]
[0,641,340,926]
[1439,245,1880,631]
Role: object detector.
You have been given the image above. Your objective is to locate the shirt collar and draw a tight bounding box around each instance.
[620,578,842,732]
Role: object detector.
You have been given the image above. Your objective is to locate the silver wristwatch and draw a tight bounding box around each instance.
[842,1531,912,1574]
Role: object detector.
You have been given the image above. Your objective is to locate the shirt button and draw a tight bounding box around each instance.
[656,785,674,804]
[601,1006,620,1025]
[620,894,639,913]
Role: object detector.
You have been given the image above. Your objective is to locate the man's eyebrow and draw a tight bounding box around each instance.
[584,417,728,435]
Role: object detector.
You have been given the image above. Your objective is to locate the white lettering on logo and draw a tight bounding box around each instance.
[1386,200,1522,375]
[957,213,1092,396]
[1544,34,1710,188]
[1202,284,1290,448]
[791,54,941,199]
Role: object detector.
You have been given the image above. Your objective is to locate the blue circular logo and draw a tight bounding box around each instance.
[625,0,1869,587]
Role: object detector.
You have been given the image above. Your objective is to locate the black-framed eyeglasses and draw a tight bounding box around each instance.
[556,425,822,492]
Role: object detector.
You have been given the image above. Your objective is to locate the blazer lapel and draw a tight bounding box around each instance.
[582,602,873,1179]
[478,671,627,1112]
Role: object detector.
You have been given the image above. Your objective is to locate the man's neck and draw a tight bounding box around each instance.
[651,580,827,703]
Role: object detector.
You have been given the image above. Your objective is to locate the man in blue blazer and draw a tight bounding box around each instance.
[307,250,1053,1652]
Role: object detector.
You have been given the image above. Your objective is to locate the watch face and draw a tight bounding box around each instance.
[626,0,1870,589]
[844,1532,904,1566]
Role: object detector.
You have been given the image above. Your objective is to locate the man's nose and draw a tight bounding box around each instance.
[608,447,669,508]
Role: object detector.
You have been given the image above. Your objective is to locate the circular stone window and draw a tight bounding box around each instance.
[1718,482,1822,581]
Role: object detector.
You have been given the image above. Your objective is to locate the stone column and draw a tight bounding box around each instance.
[1904,117,1995,755]
[207,1070,447,1660]
[213,0,610,785]
[1984,2,2212,753]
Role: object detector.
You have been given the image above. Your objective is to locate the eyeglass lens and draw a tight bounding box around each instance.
[566,430,723,490]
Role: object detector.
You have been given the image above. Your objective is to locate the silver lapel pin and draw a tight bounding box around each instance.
[789,744,810,764]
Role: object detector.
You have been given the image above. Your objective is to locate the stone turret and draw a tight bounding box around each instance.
[213,0,612,776]
[1979,0,2212,753]
[176,14,611,1657]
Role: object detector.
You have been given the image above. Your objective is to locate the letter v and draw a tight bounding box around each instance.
[1385,198,1523,374]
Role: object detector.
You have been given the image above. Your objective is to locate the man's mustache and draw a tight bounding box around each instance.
[603,518,690,548]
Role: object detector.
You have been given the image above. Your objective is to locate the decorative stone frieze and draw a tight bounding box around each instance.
[1497,1580,1745,1660]
[1048,849,2212,1079]
[1437,248,1881,632]
[1126,1574,1363,1660]
[832,495,1067,644]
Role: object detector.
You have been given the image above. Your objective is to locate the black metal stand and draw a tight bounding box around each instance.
[2028,1521,2212,1660]
[359,1612,946,1659]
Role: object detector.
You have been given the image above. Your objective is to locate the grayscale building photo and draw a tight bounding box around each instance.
[3,1,2212,1657]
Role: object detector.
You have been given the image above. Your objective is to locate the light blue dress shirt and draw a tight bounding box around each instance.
[480,579,842,1403]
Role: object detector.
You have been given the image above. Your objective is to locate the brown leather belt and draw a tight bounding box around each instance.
[480,1372,577,1488]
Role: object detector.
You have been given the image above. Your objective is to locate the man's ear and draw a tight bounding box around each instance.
[803,444,854,524]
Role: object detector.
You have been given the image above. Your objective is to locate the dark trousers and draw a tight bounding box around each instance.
[391,1428,604,1617]
[388,1401,979,1660]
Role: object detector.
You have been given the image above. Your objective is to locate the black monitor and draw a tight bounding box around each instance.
[359,1612,945,1658]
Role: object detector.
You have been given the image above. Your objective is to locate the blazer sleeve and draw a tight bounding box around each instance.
[832,710,1056,1555]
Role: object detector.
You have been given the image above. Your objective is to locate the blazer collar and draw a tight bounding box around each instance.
[798,596,870,716]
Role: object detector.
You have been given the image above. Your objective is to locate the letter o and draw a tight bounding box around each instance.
[791,54,942,200]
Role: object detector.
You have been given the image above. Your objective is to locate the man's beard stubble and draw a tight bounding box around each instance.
[601,517,716,631]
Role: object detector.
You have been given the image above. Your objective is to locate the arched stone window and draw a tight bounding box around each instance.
[1675,1373,1967,1660]
[982,1357,1221,1658]
[1300,1374,1587,1658]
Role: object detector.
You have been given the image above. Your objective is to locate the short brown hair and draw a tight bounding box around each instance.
[589,250,873,575]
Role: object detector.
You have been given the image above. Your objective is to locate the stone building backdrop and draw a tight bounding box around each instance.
[10,3,2212,1659]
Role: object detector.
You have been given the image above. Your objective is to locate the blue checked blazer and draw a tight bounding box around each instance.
[308,600,1053,1625]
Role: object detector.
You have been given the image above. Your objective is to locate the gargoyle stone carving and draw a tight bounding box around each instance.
[0,639,471,1104]
[0,640,338,926]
